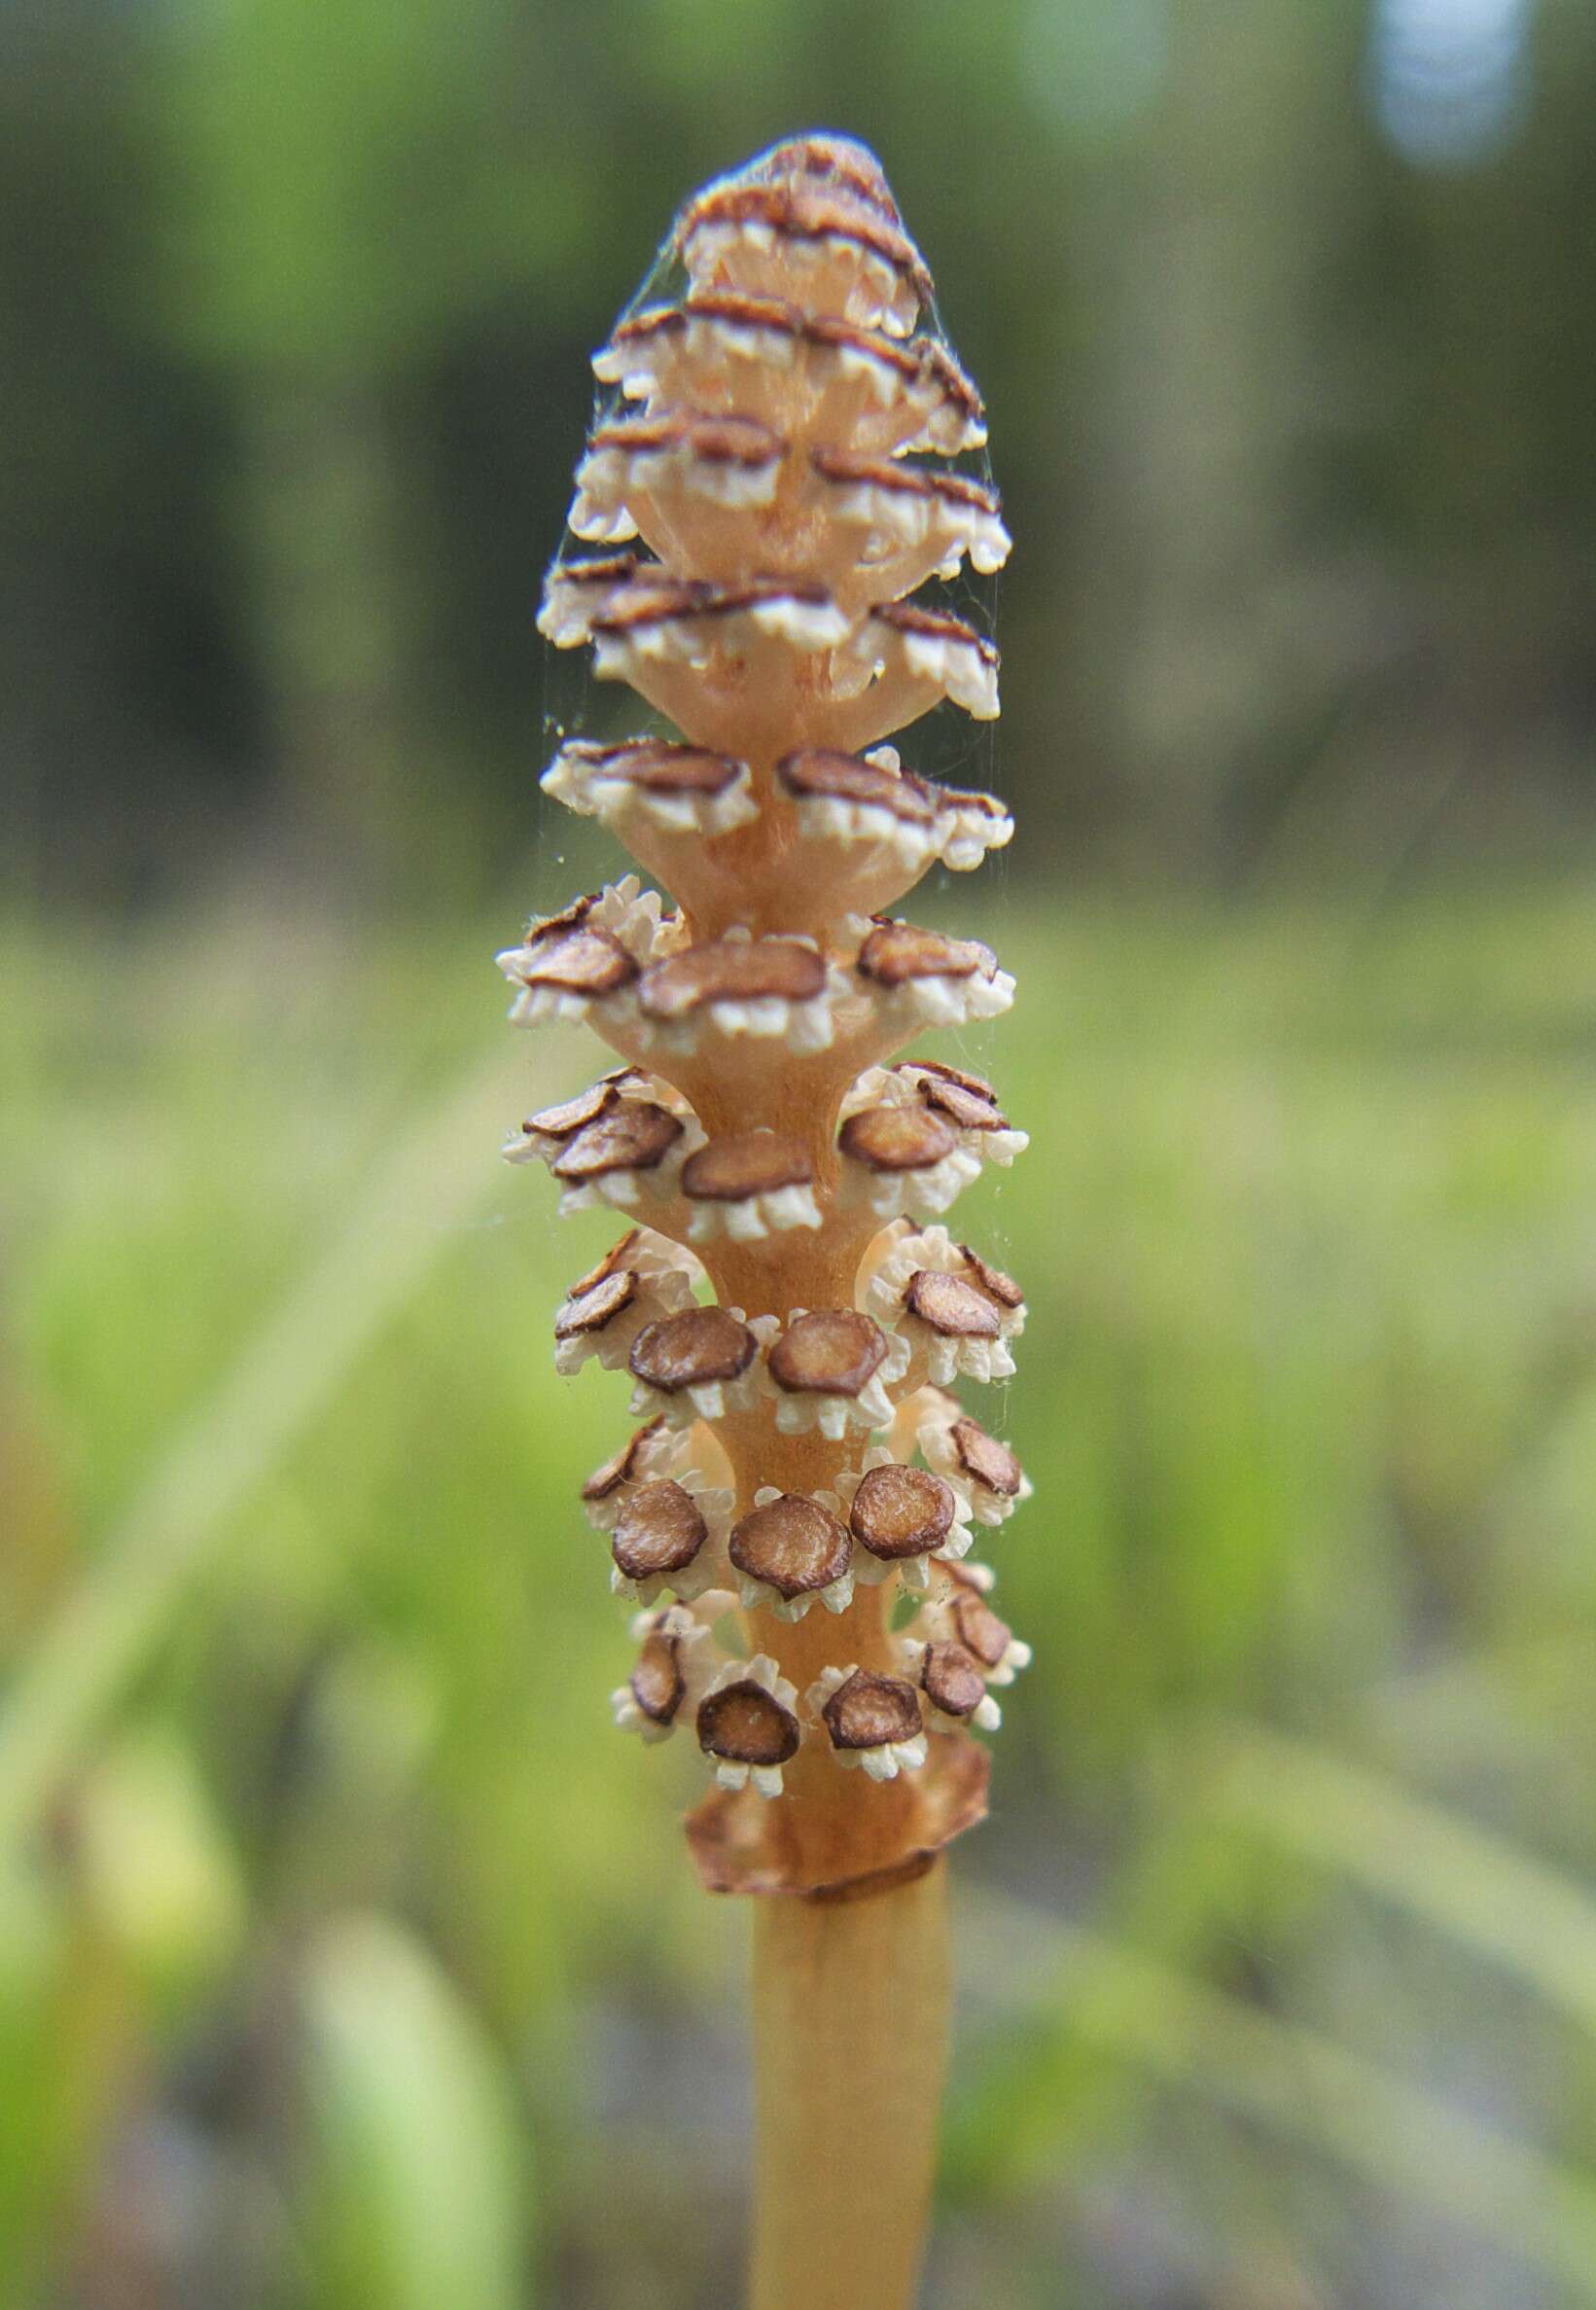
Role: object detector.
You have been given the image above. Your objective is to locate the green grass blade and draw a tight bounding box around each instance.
[960,1889,1596,2300]
[299,1911,532,2310]
[1204,1721,1596,2034]
[0,1045,529,1862]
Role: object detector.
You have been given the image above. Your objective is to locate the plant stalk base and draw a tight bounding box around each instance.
[750,1858,950,2310]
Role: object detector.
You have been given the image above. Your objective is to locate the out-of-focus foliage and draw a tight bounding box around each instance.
[6,1,1596,2303]
[4,0,1595,902]
[299,1913,530,2310]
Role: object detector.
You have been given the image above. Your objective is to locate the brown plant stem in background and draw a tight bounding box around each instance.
[503,135,1029,2306]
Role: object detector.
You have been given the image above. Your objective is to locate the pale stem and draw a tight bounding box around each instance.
[750,1860,950,2310]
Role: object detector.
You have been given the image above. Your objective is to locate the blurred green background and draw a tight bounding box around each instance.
[6,1,1596,2304]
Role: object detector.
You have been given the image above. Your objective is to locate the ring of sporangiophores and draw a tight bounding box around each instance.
[500,134,1030,1899]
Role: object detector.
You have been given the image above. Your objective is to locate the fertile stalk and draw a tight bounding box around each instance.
[499,134,1031,2309]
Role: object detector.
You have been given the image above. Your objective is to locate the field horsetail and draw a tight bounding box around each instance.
[498,135,1029,2310]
